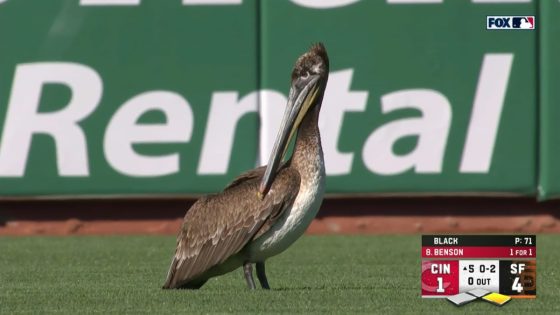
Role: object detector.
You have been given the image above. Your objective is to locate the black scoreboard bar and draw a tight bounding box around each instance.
[422,235,536,246]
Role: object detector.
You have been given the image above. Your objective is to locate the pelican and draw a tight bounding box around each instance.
[163,43,329,290]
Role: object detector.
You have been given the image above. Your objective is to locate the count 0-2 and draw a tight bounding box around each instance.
[466,264,496,273]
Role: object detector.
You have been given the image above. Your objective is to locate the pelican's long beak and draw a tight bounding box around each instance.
[259,74,321,198]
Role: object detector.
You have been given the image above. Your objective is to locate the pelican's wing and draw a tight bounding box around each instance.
[163,166,300,289]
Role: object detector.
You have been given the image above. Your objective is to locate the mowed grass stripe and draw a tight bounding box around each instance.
[0,235,557,314]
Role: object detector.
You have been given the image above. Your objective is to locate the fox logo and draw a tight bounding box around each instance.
[487,16,535,30]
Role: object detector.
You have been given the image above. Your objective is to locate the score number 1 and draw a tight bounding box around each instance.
[436,277,444,293]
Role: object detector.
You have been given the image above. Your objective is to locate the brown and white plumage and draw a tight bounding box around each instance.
[163,43,329,290]
[163,165,300,289]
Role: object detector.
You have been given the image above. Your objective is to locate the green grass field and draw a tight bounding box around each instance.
[0,235,558,314]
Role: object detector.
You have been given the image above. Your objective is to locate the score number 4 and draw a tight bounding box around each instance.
[511,263,527,293]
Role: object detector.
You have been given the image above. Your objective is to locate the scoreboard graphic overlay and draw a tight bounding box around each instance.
[421,235,536,299]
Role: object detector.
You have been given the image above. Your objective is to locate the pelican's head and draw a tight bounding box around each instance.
[259,43,329,198]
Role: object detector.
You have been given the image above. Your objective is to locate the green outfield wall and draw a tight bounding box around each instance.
[0,0,552,199]
[539,0,560,200]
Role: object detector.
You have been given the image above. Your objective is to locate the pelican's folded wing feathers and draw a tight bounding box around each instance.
[162,166,300,289]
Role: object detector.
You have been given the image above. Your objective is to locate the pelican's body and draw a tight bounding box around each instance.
[247,108,325,262]
[163,43,329,290]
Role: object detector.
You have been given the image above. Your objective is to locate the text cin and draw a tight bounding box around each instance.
[430,263,451,274]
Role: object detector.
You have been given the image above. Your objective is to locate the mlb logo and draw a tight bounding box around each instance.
[487,16,535,30]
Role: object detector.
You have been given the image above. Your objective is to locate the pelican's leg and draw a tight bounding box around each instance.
[243,262,256,289]
[256,262,270,289]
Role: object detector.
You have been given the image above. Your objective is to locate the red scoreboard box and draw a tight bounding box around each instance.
[421,235,536,298]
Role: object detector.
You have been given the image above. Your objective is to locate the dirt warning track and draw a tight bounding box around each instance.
[1,197,559,235]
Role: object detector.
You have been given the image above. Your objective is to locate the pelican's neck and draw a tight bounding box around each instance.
[291,106,322,173]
